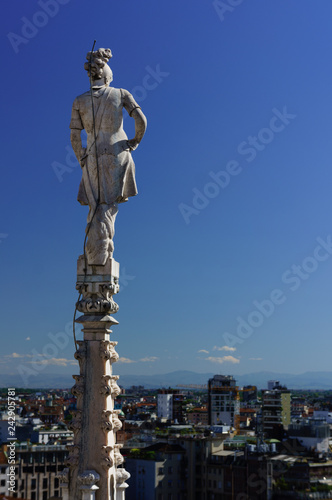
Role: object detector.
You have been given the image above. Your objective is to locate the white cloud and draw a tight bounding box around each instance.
[198,349,209,354]
[118,356,159,364]
[5,353,34,359]
[249,357,263,361]
[213,346,236,352]
[206,356,240,364]
[118,357,136,364]
[25,337,31,341]
[5,352,44,359]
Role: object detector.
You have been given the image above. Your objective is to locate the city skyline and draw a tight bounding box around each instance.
[1,1,332,386]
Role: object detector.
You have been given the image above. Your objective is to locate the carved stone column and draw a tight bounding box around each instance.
[116,468,131,500]
[64,256,129,500]
[78,470,100,500]
[56,467,69,500]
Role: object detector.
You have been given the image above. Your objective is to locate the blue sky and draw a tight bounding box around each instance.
[1,0,332,386]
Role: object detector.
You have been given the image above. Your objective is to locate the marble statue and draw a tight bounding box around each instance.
[70,48,147,265]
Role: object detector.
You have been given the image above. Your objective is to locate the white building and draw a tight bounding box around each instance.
[31,426,73,445]
[313,410,332,424]
[267,380,280,390]
[0,463,10,497]
[208,375,240,428]
[288,418,330,454]
[157,393,173,420]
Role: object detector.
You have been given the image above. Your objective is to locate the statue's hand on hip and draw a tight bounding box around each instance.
[127,139,139,152]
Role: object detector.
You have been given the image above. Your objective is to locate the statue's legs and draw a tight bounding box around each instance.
[86,203,118,265]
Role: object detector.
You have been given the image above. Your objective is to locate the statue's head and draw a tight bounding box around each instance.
[84,48,113,86]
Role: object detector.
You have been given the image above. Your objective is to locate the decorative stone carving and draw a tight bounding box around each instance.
[99,340,119,363]
[110,375,121,398]
[116,468,130,485]
[67,410,82,433]
[100,375,112,395]
[66,445,80,467]
[56,467,69,485]
[74,341,86,362]
[112,410,122,432]
[71,375,84,397]
[77,470,100,486]
[114,444,124,466]
[101,410,113,432]
[76,282,119,314]
[101,445,114,469]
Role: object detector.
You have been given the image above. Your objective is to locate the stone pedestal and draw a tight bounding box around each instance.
[63,256,130,500]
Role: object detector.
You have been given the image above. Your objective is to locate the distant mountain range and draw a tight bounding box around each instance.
[1,370,332,390]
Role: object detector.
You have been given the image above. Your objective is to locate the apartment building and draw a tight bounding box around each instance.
[262,382,291,439]
[208,375,240,429]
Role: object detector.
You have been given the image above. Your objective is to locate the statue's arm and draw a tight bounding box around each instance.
[127,108,147,151]
[121,89,147,151]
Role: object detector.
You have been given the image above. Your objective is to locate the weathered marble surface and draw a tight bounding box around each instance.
[70,48,147,265]
[64,257,127,500]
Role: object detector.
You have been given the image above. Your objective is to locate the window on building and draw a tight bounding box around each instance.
[158,467,164,475]
[168,466,173,474]
[43,478,48,489]
[31,478,36,490]
[0,480,5,487]
[43,492,48,500]
[31,493,36,500]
